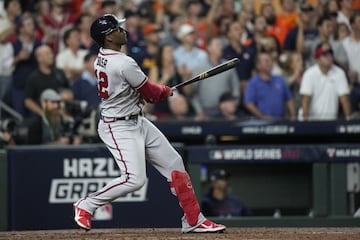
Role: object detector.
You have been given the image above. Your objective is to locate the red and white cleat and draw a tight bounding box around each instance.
[74,207,92,231]
[183,219,226,233]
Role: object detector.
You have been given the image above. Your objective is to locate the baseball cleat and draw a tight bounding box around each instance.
[183,219,226,233]
[74,207,92,231]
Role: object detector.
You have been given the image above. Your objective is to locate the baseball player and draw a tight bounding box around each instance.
[73,14,226,233]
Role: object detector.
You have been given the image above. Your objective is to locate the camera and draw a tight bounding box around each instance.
[60,100,99,141]
[0,118,28,145]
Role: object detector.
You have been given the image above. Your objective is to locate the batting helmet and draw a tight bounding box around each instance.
[90,14,126,47]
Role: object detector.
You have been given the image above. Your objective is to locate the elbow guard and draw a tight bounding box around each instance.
[137,79,172,103]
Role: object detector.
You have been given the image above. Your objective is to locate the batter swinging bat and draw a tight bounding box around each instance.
[171,58,240,90]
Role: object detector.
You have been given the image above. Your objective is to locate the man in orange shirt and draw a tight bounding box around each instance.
[265,0,298,46]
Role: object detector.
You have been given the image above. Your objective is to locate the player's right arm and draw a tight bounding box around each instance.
[123,57,172,103]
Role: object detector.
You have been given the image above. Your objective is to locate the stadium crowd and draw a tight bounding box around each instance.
[1,0,360,146]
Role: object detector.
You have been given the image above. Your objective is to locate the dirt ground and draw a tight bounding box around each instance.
[0,228,360,240]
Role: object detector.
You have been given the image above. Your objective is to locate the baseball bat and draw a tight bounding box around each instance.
[171,58,240,89]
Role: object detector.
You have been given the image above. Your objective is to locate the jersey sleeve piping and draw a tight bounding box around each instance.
[134,77,148,90]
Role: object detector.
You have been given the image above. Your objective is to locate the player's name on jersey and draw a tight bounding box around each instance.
[97,56,108,68]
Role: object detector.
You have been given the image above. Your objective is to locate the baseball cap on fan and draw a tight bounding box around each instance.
[40,89,61,102]
[177,24,195,40]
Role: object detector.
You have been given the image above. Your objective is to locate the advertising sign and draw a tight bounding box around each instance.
[7,145,182,230]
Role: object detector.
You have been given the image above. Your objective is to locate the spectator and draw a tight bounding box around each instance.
[0,0,22,100]
[148,44,191,119]
[34,0,51,41]
[100,0,118,16]
[27,88,70,145]
[283,3,317,68]
[80,0,99,18]
[299,42,351,121]
[183,0,219,50]
[325,0,341,13]
[215,14,235,47]
[254,0,282,16]
[238,0,255,32]
[161,14,185,49]
[132,23,160,75]
[191,37,239,119]
[11,14,42,116]
[0,0,21,43]
[24,45,69,116]
[168,93,193,120]
[337,0,353,29]
[342,11,360,112]
[252,15,268,52]
[71,52,100,107]
[213,92,239,120]
[0,39,13,101]
[173,23,207,83]
[281,51,304,110]
[315,14,349,69]
[266,0,299,47]
[223,20,256,91]
[124,9,145,61]
[244,51,296,120]
[42,0,76,54]
[163,0,186,20]
[56,27,88,83]
[334,22,351,41]
[201,169,250,217]
[75,13,98,53]
[259,35,283,75]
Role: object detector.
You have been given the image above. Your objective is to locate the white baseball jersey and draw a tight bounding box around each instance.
[94,48,147,117]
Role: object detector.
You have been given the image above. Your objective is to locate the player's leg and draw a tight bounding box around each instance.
[142,117,226,233]
[74,119,146,230]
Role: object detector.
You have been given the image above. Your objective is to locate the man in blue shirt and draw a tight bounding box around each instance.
[244,51,296,120]
[72,53,101,107]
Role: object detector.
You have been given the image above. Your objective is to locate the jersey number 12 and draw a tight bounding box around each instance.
[95,70,109,99]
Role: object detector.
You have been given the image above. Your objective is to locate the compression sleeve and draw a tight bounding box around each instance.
[136,79,172,103]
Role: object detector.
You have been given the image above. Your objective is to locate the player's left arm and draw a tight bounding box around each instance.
[123,57,172,103]
[135,78,172,103]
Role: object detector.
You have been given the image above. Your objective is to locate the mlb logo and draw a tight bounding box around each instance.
[93,204,113,220]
